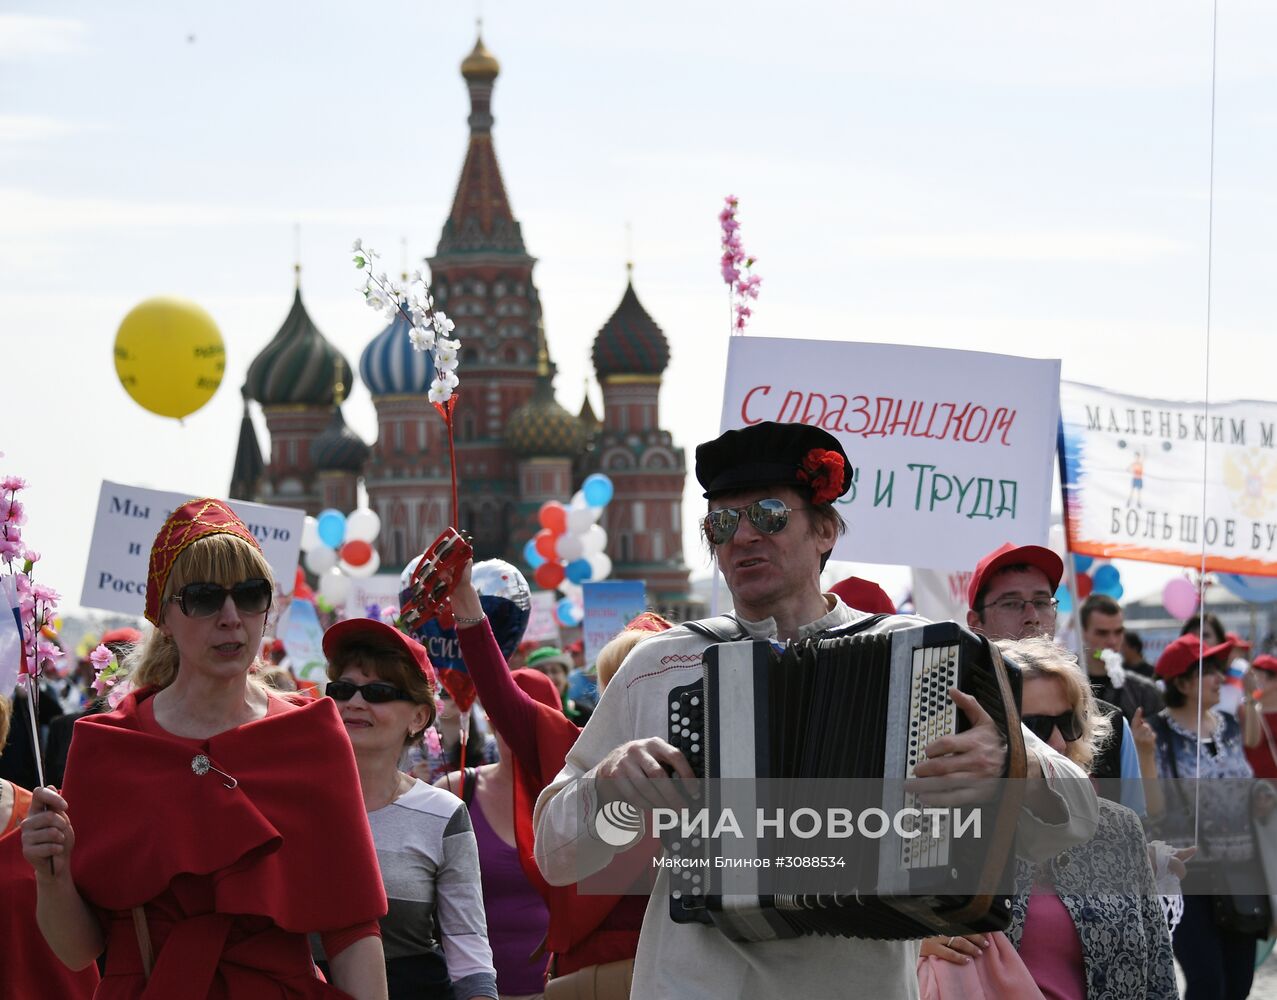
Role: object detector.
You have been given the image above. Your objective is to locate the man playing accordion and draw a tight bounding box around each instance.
[534,421,1099,999]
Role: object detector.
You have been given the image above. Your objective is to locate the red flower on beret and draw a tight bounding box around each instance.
[797,448,845,505]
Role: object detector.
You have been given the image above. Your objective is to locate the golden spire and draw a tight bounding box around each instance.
[461,24,500,80]
[333,357,347,406]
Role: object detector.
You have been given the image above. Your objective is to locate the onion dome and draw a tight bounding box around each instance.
[311,404,369,473]
[229,384,264,500]
[592,276,669,379]
[461,35,500,80]
[506,373,587,459]
[246,287,352,406]
[360,305,435,397]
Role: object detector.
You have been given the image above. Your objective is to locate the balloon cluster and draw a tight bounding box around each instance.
[300,508,383,608]
[523,473,615,627]
[1055,555,1123,613]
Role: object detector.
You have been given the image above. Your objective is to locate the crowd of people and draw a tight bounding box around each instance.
[1,419,1275,999]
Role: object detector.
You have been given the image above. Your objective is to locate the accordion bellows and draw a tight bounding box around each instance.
[665,621,1026,942]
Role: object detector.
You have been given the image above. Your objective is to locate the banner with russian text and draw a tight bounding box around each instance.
[1060,382,1277,575]
[720,338,1060,570]
[80,481,305,614]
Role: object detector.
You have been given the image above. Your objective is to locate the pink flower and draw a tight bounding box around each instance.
[423,726,443,757]
[32,583,60,604]
[1,476,27,492]
[90,643,113,671]
[721,263,740,284]
[107,677,134,709]
[6,501,25,526]
[22,548,39,564]
[0,537,22,560]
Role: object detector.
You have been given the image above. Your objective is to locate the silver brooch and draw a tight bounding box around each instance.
[190,753,238,789]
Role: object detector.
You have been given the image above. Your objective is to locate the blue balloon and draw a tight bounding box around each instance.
[1218,573,1277,604]
[1072,554,1093,573]
[556,597,583,627]
[1055,584,1073,614]
[565,557,593,584]
[523,538,546,569]
[1093,565,1120,591]
[582,473,614,508]
[316,508,346,548]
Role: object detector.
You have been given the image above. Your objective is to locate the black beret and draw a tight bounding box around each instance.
[694,421,853,501]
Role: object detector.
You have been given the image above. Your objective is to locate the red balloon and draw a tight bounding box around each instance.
[534,561,566,589]
[340,539,373,567]
[1075,571,1094,599]
[538,501,568,535]
[534,529,559,560]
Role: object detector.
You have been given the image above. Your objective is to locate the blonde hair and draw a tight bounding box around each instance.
[326,636,436,742]
[129,533,274,692]
[0,693,10,753]
[596,629,653,692]
[996,637,1112,772]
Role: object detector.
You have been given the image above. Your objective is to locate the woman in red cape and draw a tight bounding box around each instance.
[447,560,668,990]
[21,499,389,999]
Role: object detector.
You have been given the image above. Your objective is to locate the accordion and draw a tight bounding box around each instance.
[664,620,1025,942]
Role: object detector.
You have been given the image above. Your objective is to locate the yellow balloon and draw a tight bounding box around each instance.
[114,297,225,420]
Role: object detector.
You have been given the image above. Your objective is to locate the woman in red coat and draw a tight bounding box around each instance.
[21,498,389,999]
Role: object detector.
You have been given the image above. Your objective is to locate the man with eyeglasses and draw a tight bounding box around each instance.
[534,421,1099,1000]
[965,543,1146,815]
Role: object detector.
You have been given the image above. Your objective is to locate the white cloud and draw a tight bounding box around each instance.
[0,15,87,59]
[0,115,78,143]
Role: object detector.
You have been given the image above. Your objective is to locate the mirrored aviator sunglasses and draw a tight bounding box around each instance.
[703,499,794,545]
[325,680,412,704]
[171,578,273,618]
[1022,711,1084,743]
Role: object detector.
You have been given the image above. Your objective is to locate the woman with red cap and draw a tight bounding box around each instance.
[322,618,497,1000]
[21,498,389,998]
[1243,654,1277,779]
[441,561,669,998]
[1149,634,1263,1000]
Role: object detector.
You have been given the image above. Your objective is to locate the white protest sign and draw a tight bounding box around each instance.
[720,337,1060,570]
[278,598,328,686]
[1061,381,1277,575]
[582,580,648,668]
[344,574,405,619]
[80,481,305,615]
[910,567,974,625]
[524,591,561,645]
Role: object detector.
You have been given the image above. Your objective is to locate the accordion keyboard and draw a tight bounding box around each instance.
[666,681,711,921]
[900,641,960,871]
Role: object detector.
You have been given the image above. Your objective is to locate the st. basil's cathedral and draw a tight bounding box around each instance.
[229,34,695,616]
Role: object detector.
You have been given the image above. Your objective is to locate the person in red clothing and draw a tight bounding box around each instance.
[445,559,664,997]
[21,498,388,999]
[1,691,100,998]
[1243,654,1277,779]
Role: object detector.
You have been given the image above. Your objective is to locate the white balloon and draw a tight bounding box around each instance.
[555,533,585,561]
[400,555,424,590]
[345,508,381,544]
[580,524,608,556]
[571,489,587,508]
[319,567,351,605]
[301,516,322,553]
[587,551,612,581]
[305,545,338,574]
[558,579,583,599]
[341,550,382,579]
[566,505,595,534]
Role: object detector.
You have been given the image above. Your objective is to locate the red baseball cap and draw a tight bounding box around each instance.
[829,576,897,615]
[967,543,1064,610]
[512,668,562,711]
[1226,631,1252,651]
[322,618,436,688]
[100,627,143,647]
[1155,633,1233,680]
[1251,654,1277,674]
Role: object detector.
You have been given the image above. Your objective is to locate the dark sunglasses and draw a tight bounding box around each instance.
[168,578,272,619]
[704,499,802,545]
[1022,711,1084,743]
[326,680,413,704]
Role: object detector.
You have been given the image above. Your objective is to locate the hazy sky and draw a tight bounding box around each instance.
[4,1,1275,614]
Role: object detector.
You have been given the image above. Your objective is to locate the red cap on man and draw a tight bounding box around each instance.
[1249,654,1277,674]
[967,543,1064,610]
[829,576,896,615]
[1226,631,1252,651]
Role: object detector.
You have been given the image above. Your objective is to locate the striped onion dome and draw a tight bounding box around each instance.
[311,405,369,473]
[359,305,435,397]
[505,374,587,458]
[592,280,669,378]
[246,288,351,406]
